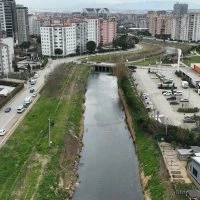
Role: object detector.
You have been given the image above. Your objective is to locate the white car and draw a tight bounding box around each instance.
[0,129,6,136]
[163,91,172,96]
[32,92,37,97]
[34,73,39,78]
[174,91,183,96]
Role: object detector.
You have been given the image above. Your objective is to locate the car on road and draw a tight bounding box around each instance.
[34,73,39,78]
[163,91,172,96]
[32,92,37,97]
[180,98,189,102]
[167,96,176,101]
[30,88,35,93]
[0,129,6,136]
[4,107,11,113]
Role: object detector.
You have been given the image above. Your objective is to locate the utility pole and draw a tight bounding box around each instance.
[48,118,51,147]
[165,117,168,135]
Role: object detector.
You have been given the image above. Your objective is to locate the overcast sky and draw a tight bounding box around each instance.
[15,0,200,10]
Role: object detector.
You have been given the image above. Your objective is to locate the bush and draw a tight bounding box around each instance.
[177,107,199,113]
[41,57,48,68]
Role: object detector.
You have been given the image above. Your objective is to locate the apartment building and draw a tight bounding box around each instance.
[148,11,172,38]
[40,23,76,56]
[3,0,18,42]
[99,18,117,46]
[76,21,88,53]
[0,0,6,35]
[0,37,14,74]
[16,5,29,44]
[85,18,99,46]
[171,13,200,42]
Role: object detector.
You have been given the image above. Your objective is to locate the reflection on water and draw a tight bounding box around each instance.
[72,73,143,200]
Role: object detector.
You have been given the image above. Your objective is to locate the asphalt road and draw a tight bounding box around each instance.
[0,44,143,148]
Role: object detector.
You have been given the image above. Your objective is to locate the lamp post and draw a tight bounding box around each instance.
[165,117,168,135]
[48,118,52,147]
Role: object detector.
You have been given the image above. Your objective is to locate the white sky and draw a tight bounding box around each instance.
[15,0,200,10]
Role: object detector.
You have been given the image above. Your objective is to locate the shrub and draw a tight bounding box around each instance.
[177,107,199,113]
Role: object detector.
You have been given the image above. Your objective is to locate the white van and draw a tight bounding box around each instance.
[17,105,25,113]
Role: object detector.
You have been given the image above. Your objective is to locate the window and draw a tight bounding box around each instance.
[193,167,198,178]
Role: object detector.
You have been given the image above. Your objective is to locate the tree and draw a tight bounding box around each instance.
[86,41,96,53]
[20,41,31,50]
[36,36,41,44]
[112,38,118,48]
[76,45,80,55]
[54,48,63,58]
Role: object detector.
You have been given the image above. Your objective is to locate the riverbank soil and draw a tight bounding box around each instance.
[0,63,89,200]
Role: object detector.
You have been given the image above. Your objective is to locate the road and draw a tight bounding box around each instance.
[0,44,143,148]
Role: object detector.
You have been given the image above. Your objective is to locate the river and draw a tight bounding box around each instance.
[72,73,143,200]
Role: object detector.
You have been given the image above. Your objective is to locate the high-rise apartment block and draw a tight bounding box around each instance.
[40,23,77,56]
[99,18,117,46]
[0,37,14,74]
[40,17,117,57]
[16,5,29,44]
[173,3,188,16]
[148,12,172,38]
[171,13,200,42]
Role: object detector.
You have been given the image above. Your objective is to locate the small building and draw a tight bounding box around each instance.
[177,149,193,161]
[186,190,200,200]
[189,156,200,187]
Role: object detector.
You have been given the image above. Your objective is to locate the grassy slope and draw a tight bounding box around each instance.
[120,78,174,200]
[0,64,89,200]
[182,56,200,66]
[88,43,164,63]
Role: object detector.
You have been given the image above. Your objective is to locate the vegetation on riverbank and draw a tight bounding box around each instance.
[118,74,199,199]
[88,42,165,63]
[0,63,89,200]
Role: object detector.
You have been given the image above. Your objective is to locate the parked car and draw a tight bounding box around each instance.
[163,91,172,96]
[167,96,176,101]
[32,92,37,97]
[180,98,189,102]
[162,90,168,94]
[191,127,200,132]
[170,101,179,105]
[4,107,11,113]
[183,118,196,123]
[30,88,35,93]
[0,129,6,136]
[174,91,183,96]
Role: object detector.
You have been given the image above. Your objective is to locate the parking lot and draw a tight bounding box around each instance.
[132,65,200,129]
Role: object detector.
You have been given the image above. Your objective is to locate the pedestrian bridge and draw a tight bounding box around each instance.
[90,62,116,72]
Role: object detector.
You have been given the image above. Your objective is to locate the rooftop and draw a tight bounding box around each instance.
[179,66,200,83]
[191,156,200,165]
[177,149,192,155]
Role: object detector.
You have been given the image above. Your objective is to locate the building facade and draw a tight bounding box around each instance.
[76,21,88,54]
[16,5,29,44]
[3,0,18,42]
[171,13,200,42]
[0,0,6,35]
[0,37,14,74]
[40,24,76,56]
[85,18,99,46]
[99,18,117,46]
[189,157,200,186]
[148,11,172,38]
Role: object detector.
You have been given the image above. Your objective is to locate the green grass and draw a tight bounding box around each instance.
[87,42,164,63]
[182,56,200,67]
[127,57,159,66]
[0,64,89,200]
